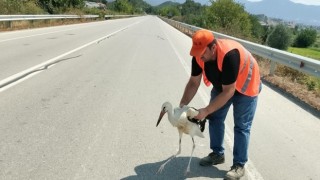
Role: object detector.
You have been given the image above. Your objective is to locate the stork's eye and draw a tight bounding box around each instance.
[162,107,166,111]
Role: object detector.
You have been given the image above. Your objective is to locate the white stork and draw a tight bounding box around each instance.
[156,101,206,175]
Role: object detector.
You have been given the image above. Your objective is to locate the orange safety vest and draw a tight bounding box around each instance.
[195,39,261,97]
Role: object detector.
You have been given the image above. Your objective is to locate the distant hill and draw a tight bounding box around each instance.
[138,0,320,27]
[155,1,180,8]
[235,0,320,26]
[128,0,151,9]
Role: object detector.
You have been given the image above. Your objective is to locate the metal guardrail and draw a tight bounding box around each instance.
[0,15,99,21]
[0,14,139,22]
[105,15,138,19]
[0,14,138,30]
[160,17,320,78]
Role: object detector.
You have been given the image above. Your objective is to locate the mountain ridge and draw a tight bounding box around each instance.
[235,0,320,26]
[144,0,320,26]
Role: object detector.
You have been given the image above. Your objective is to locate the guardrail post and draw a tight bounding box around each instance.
[30,20,34,28]
[43,19,49,27]
[270,61,277,75]
[6,21,12,29]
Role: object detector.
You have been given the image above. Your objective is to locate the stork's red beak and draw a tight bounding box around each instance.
[156,110,166,127]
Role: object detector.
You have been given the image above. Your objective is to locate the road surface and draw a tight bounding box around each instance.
[0,15,319,180]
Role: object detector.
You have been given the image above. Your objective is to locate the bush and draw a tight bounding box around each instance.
[22,1,45,14]
[276,65,305,82]
[249,14,264,41]
[205,0,252,38]
[307,81,316,91]
[293,28,317,48]
[266,24,292,50]
[0,0,45,14]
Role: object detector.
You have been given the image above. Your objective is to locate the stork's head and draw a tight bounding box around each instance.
[156,102,172,127]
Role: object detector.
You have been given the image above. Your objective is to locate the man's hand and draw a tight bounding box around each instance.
[194,108,210,120]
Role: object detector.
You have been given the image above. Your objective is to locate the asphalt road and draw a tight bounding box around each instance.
[0,15,319,180]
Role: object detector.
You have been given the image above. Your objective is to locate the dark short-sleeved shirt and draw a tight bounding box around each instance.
[191,49,240,93]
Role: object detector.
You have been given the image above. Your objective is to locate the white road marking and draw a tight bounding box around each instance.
[0,21,142,92]
[0,71,42,93]
[0,21,108,43]
[0,28,79,43]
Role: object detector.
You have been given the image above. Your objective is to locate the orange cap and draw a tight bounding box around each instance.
[190,29,215,57]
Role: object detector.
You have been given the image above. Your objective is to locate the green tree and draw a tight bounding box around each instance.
[181,0,201,16]
[180,0,206,27]
[158,6,180,18]
[0,0,22,14]
[249,14,264,41]
[145,6,155,14]
[206,0,252,38]
[293,28,317,48]
[38,0,84,14]
[22,0,44,14]
[261,26,272,44]
[293,24,300,35]
[114,0,133,13]
[266,24,291,50]
[0,0,44,14]
[128,0,152,14]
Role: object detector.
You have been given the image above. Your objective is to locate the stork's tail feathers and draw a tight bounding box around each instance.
[187,117,207,132]
[187,107,207,132]
[199,119,207,132]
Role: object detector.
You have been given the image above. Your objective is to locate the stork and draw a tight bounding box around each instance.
[156,101,206,175]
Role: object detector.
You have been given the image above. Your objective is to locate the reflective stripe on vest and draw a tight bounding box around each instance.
[240,49,254,93]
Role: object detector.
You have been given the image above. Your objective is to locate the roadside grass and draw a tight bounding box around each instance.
[256,57,320,111]
[0,18,103,32]
[170,22,320,110]
[288,47,320,60]
[286,46,320,96]
[286,46,320,98]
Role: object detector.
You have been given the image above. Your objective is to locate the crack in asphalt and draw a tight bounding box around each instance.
[0,55,82,89]
[97,27,129,44]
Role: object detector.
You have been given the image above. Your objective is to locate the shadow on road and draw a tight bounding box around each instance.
[121,157,227,180]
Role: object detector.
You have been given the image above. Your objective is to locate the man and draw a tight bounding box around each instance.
[179,29,261,180]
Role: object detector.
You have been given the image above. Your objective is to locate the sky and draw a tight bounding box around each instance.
[248,0,320,6]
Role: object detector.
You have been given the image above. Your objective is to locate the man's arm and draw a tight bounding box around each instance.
[194,83,235,119]
[194,49,240,120]
[179,74,202,107]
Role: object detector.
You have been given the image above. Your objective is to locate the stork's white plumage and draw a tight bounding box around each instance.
[156,101,206,175]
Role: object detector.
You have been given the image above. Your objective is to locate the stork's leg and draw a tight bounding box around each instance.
[185,137,195,175]
[157,131,183,174]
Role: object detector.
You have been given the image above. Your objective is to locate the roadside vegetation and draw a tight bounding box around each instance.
[155,0,320,111]
[0,0,319,111]
[288,47,320,60]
